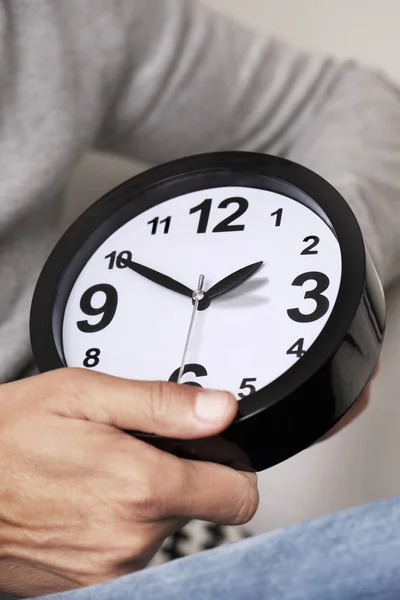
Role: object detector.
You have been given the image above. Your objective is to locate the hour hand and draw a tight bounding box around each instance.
[120,258,193,299]
[207,261,264,301]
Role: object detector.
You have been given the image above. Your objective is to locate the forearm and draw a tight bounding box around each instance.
[285,67,400,289]
[97,0,340,162]
[97,0,400,287]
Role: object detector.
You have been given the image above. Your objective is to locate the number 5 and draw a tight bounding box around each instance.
[238,378,257,399]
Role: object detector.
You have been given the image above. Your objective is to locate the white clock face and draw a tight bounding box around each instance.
[62,186,342,399]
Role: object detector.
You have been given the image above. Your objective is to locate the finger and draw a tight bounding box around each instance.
[159,454,259,525]
[47,368,238,439]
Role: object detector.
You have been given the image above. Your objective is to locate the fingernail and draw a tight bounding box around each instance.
[195,391,230,424]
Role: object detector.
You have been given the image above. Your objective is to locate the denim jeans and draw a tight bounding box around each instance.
[30,496,400,600]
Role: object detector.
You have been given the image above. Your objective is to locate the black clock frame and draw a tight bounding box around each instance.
[30,152,385,471]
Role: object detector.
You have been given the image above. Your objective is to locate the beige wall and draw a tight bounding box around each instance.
[206,0,400,82]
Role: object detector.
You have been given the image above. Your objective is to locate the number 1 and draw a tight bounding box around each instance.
[271,208,283,227]
[190,199,212,234]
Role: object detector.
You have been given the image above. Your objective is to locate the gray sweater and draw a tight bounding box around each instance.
[1,0,400,383]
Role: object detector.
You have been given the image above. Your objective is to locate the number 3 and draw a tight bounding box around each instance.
[287,272,330,323]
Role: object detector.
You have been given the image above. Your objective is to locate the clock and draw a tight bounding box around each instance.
[29,152,385,472]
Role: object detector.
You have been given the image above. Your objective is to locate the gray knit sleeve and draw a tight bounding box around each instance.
[97,0,400,287]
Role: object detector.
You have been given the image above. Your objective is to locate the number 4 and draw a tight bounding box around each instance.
[287,338,306,359]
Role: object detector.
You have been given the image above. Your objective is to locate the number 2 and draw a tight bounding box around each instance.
[301,236,320,255]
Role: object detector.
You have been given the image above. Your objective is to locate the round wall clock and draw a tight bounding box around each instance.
[30,152,385,471]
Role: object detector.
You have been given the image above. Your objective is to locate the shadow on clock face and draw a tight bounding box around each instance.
[214,277,269,309]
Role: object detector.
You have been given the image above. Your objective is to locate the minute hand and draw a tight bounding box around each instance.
[121,259,193,299]
[207,261,264,301]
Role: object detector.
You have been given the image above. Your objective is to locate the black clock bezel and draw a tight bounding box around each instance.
[30,151,366,426]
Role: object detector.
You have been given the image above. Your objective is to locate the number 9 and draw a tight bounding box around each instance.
[77,284,118,333]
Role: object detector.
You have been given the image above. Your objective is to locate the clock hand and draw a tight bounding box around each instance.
[177,275,205,384]
[206,261,264,301]
[120,258,193,299]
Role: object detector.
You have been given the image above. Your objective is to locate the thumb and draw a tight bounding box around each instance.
[49,368,238,439]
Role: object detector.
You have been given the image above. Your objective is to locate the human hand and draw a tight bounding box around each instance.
[0,369,258,597]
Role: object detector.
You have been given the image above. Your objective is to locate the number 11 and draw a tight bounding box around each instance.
[147,216,172,235]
